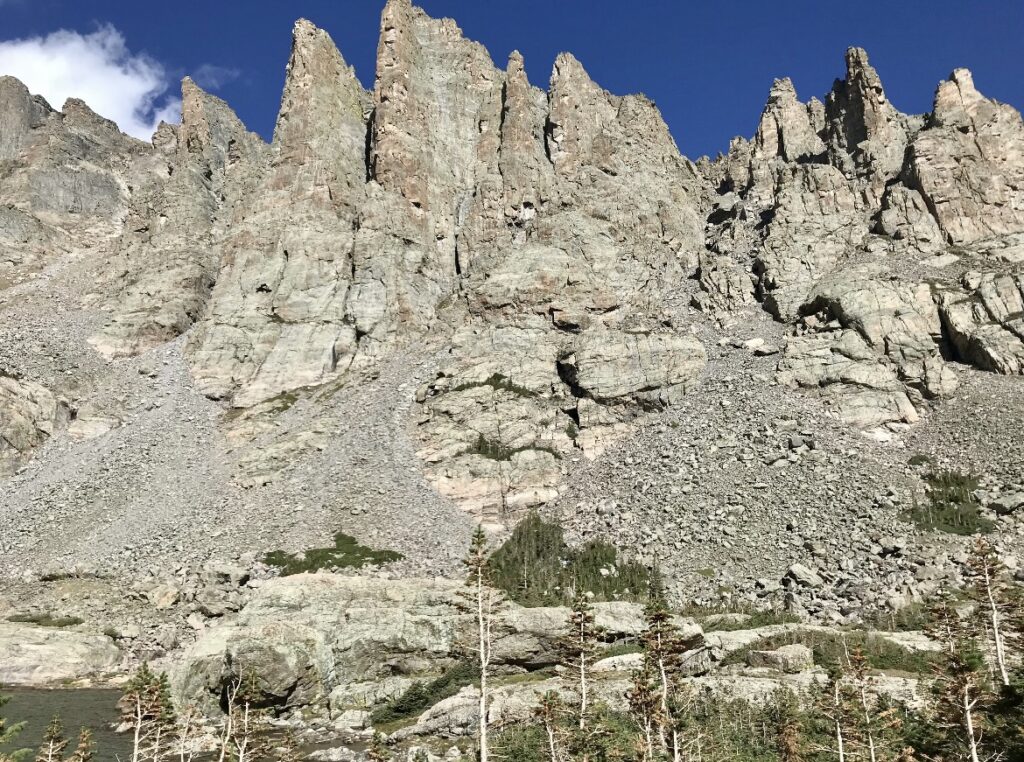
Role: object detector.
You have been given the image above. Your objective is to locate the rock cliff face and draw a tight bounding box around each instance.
[1,2,1023,568]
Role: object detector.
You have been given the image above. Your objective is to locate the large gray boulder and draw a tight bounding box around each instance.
[0,623,120,686]
[170,574,675,714]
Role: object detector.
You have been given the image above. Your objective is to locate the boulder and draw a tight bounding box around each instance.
[0,624,120,686]
[746,644,815,673]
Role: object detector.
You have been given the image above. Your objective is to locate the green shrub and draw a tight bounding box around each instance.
[7,613,84,628]
[903,470,993,535]
[370,662,479,727]
[451,373,538,398]
[263,532,403,576]
[702,610,801,632]
[721,630,936,675]
[488,512,651,606]
[463,434,560,462]
[496,706,638,761]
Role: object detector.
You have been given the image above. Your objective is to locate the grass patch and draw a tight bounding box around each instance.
[263,532,403,576]
[903,470,994,535]
[7,613,84,628]
[493,669,557,687]
[464,434,561,462]
[721,630,936,675]
[369,662,478,727]
[864,602,936,633]
[452,373,538,398]
[602,641,643,658]
[265,390,300,414]
[488,512,651,607]
[704,610,802,632]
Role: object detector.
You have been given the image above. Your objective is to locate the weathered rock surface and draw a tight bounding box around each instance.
[0,374,68,475]
[905,69,1024,245]
[939,270,1024,374]
[0,3,1023,682]
[170,574,673,712]
[0,623,120,686]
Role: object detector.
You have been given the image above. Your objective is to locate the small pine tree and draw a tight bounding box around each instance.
[365,733,390,762]
[923,597,993,762]
[34,716,67,762]
[533,691,566,762]
[767,689,806,762]
[639,577,698,761]
[560,590,602,742]
[627,662,659,762]
[463,525,502,762]
[66,729,94,762]
[0,692,28,762]
[121,663,176,762]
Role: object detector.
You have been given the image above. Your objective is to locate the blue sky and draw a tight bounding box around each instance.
[1,0,1022,157]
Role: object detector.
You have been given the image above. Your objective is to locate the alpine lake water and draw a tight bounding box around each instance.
[1,688,130,760]
[0,687,366,760]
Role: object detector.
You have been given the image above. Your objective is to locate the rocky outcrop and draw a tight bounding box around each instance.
[415,325,705,523]
[0,623,120,686]
[187,20,367,406]
[704,45,1024,430]
[939,270,1024,374]
[904,69,1024,245]
[171,574,670,713]
[91,79,266,359]
[0,374,69,475]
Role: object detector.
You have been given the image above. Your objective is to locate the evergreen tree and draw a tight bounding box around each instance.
[463,525,502,762]
[121,663,176,762]
[922,598,993,762]
[768,689,806,762]
[533,691,566,762]
[0,692,28,762]
[627,662,659,762]
[66,729,94,762]
[34,716,67,762]
[561,588,603,760]
[639,576,699,760]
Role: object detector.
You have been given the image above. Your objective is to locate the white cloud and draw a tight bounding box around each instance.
[0,25,180,140]
[193,63,240,91]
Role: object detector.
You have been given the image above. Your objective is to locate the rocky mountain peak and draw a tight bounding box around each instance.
[825,46,907,179]
[0,75,52,160]
[754,77,825,164]
[275,19,367,159]
[1,2,1024,592]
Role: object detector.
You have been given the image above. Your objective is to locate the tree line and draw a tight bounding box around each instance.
[1,535,1022,761]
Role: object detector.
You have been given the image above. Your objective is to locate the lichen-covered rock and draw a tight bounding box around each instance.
[0,623,120,686]
[938,270,1024,374]
[0,374,69,475]
[905,69,1024,245]
[170,574,661,713]
[561,330,706,408]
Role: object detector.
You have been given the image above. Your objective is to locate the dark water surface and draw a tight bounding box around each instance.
[1,688,130,761]
[1,688,367,761]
